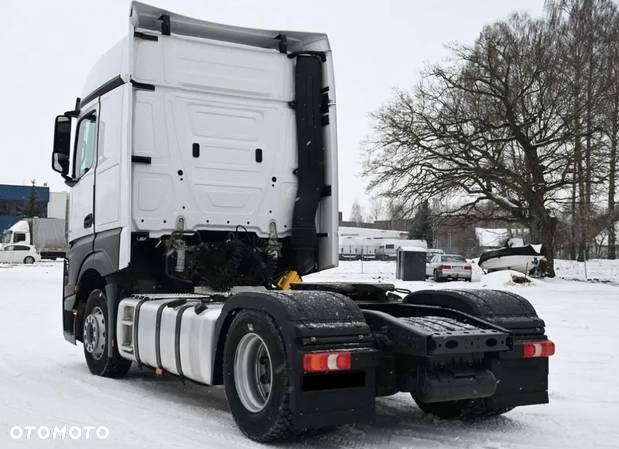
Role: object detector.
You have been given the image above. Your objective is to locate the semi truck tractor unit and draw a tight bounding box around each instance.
[51,2,555,442]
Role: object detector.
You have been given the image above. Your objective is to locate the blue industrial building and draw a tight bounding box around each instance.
[0,184,50,231]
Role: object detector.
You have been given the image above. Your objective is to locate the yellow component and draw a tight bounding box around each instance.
[155,368,164,376]
[277,271,302,290]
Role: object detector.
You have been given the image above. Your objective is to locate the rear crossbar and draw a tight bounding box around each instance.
[361,304,511,356]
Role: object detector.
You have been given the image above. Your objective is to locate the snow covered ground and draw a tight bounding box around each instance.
[1,261,618,449]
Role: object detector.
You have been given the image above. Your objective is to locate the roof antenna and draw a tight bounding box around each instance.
[275,34,287,54]
[158,14,171,35]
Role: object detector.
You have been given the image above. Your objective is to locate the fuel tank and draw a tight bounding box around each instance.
[116,294,223,385]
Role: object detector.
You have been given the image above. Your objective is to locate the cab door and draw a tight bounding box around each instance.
[68,104,98,243]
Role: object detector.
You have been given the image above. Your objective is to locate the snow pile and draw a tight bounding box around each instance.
[478,270,537,288]
[469,261,484,281]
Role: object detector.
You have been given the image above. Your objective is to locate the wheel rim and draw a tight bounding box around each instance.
[25,257,34,264]
[234,332,273,413]
[83,306,106,360]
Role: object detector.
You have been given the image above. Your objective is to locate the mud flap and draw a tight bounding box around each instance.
[404,289,550,408]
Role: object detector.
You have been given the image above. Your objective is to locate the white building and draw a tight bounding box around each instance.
[339,226,408,240]
[47,191,68,220]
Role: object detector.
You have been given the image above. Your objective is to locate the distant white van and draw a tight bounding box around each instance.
[376,239,428,260]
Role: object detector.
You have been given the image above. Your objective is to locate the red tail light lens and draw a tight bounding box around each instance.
[523,340,555,358]
[440,264,451,269]
[464,265,472,270]
[303,351,352,372]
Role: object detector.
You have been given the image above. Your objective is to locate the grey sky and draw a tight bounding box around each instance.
[0,0,544,219]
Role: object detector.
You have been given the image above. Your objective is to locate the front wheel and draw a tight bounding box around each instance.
[223,310,295,442]
[23,256,35,264]
[82,289,131,378]
[413,397,513,419]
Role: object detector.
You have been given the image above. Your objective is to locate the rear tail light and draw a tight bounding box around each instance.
[440,264,451,269]
[522,340,555,358]
[303,351,352,372]
[464,264,472,270]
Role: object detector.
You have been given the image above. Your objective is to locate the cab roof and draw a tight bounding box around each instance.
[130,1,330,53]
[82,2,331,103]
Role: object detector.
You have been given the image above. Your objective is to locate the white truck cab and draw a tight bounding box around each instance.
[1,220,30,246]
[53,1,338,285]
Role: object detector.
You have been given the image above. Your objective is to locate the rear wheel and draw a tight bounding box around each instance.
[433,270,443,282]
[224,310,295,442]
[23,256,35,264]
[413,397,513,419]
[82,289,131,378]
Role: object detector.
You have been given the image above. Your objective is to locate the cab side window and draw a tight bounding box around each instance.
[13,233,26,242]
[74,113,97,179]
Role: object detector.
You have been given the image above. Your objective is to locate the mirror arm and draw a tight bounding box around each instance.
[62,175,76,187]
[64,97,82,118]
[64,109,80,118]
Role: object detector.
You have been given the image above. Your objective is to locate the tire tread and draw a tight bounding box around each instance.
[225,310,296,442]
[83,289,131,378]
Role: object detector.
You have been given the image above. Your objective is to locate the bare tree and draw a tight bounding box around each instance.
[368,198,385,222]
[350,200,364,224]
[364,14,576,275]
[603,9,619,259]
[546,0,617,260]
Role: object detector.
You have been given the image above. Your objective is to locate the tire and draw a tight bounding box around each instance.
[82,289,131,378]
[433,270,443,282]
[223,310,295,442]
[413,397,513,420]
[23,256,35,264]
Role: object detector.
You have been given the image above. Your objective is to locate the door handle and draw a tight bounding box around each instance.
[83,213,93,229]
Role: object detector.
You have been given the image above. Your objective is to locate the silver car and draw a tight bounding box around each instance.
[426,254,472,282]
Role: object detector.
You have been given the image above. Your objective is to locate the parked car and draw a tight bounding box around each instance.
[0,244,41,264]
[426,254,472,281]
[426,248,445,263]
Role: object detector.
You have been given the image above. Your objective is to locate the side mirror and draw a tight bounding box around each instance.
[52,115,72,178]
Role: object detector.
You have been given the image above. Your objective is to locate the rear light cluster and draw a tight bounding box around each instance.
[303,351,352,373]
[440,264,472,270]
[523,340,555,358]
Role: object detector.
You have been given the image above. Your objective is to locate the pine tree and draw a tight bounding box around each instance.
[350,200,364,224]
[409,201,433,248]
[24,179,38,218]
